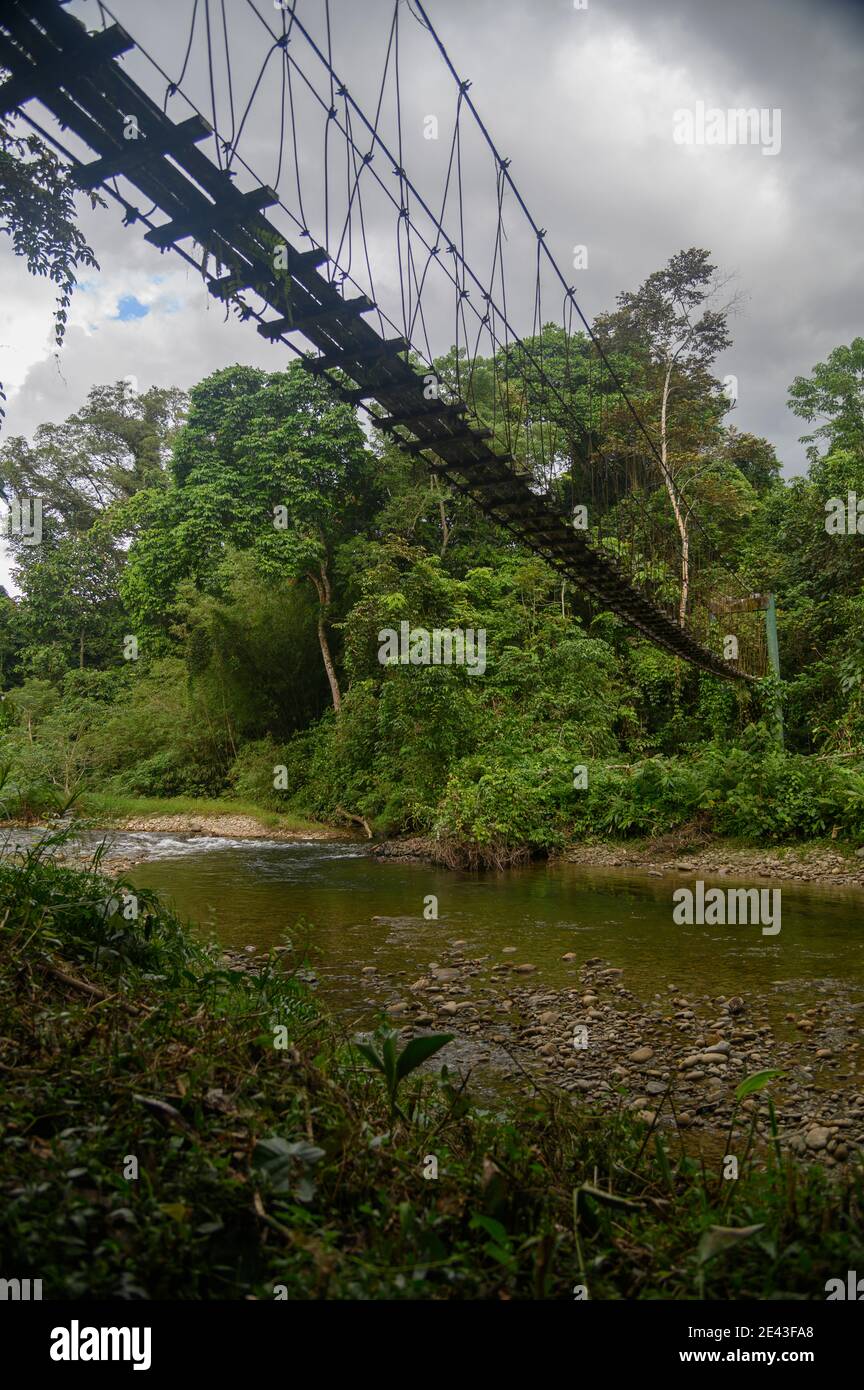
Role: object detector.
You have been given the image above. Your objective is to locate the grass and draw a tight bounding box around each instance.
[1,827,863,1300]
[565,829,864,864]
[73,792,331,835]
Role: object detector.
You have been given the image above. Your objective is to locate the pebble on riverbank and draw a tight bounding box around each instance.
[343,934,864,1174]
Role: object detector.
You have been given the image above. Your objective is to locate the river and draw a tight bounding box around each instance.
[8,826,864,1155]
[116,832,864,1045]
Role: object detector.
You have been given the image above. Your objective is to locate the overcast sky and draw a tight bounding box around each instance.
[2,0,862,584]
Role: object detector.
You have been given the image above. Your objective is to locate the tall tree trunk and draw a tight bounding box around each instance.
[308,564,342,713]
[438,497,450,557]
[432,476,450,557]
[659,363,690,626]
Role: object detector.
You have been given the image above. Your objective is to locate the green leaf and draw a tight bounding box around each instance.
[353,1041,385,1075]
[395,1033,454,1082]
[484,1243,515,1267]
[252,1136,325,1192]
[382,1031,399,1091]
[470,1213,509,1245]
[159,1202,190,1223]
[697,1224,764,1266]
[734,1069,784,1102]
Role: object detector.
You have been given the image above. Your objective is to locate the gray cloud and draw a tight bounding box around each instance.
[2,0,861,478]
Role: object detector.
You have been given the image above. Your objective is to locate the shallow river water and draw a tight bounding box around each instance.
[102,832,864,1039]
[9,827,864,1145]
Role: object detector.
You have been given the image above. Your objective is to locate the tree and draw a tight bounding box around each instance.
[788,338,864,461]
[0,383,184,678]
[0,587,22,688]
[123,364,381,712]
[0,380,186,540]
[0,117,103,427]
[596,249,734,623]
[718,428,781,495]
[14,526,126,672]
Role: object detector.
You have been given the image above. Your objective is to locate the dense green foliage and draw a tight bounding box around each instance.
[2,251,863,857]
[2,846,861,1299]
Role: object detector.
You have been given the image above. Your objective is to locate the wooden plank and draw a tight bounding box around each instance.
[0,22,132,113]
[257,295,374,341]
[303,338,408,373]
[402,428,493,456]
[371,404,467,430]
[73,115,211,189]
[208,246,327,299]
[144,186,279,249]
[338,382,418,405]
[426,455,500,473]
[708,593,770,616]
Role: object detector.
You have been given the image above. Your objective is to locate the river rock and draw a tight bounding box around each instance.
[629,1046,654,1063]
[806,1126,831,1150]
[514,964,537,974]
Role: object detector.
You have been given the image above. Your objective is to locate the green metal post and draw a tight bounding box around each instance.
[765,594,784,746]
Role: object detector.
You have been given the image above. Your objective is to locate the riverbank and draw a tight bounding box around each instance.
[7,791,864,889]
[353,936,864,1169]
[375,833,864,890]
[2,848,863,1299]
[79,792,352,840]
[6,814,863,1165]
[0,796,355,869]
